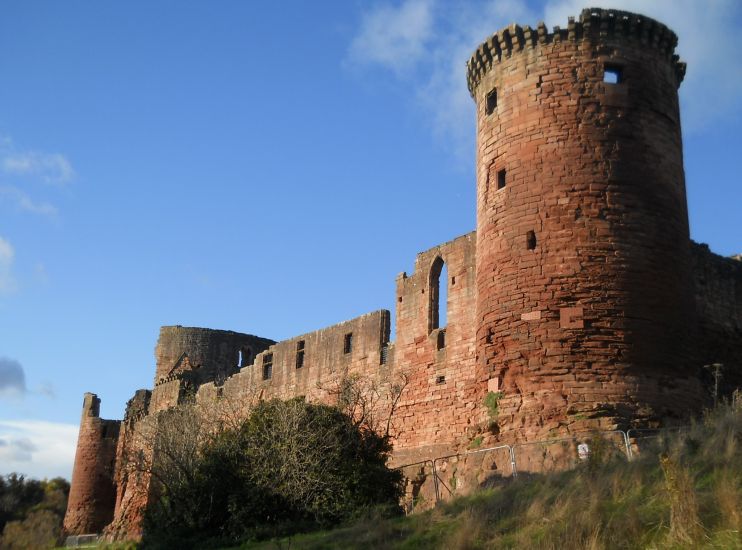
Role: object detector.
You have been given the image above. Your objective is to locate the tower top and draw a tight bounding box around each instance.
[466,7,685,97]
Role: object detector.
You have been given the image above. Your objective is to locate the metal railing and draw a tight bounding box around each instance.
[395,426,689,508]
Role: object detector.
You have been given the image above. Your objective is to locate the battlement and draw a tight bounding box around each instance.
[467,8,685,97]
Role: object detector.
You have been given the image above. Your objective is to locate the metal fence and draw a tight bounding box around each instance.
[395,426,687,509]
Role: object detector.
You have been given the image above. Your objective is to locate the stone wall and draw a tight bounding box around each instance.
[63,393,121,535]
[691,242,742,392]
[196,309,392,406]
[391,232,480,463]
[153,325,274,386]
[149,326,274,414]
[469,8,701,441]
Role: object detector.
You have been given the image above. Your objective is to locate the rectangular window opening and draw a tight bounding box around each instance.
[485,88,497,115]
[603,65,622,84]
[526,230,537,250]
[343,333,353,354]
[295,341,305,369]
[436,329,446,350]
[436,375,446,385]
[497,169,506,190]
[262,353,273,380]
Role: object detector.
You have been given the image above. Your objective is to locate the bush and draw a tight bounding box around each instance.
[141,398,403,548]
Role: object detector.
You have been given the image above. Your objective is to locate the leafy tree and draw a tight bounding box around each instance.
[0,475,69,549]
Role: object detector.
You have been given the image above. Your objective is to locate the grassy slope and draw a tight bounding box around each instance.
[236,405,742,550]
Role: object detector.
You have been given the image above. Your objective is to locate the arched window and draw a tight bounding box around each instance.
[428,257,448,332]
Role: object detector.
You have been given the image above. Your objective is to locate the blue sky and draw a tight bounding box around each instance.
[1,0,740,479]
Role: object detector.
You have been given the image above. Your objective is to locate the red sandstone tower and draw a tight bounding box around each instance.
[469,8,701,440]
[63,393,120,535]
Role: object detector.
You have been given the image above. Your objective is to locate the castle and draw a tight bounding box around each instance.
[63,8,742,540]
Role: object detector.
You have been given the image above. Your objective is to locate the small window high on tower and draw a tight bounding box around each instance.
[603,65,622,84]
[485,88,497,115]
[497,169,506,190]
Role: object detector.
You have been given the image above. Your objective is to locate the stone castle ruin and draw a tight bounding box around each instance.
[63,8,742,539]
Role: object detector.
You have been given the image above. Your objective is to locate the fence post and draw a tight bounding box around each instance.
[508,445,518,477]
[622,430,633,460]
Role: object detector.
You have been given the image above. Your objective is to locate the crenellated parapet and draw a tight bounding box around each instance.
[467,8,685,97]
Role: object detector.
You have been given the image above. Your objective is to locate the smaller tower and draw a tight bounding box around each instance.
[63,393,121,535]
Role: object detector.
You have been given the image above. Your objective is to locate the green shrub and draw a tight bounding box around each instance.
[141,398,403,548]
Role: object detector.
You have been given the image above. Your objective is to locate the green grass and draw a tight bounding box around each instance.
[229,403,742,549]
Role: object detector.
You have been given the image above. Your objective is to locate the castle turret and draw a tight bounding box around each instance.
[63,393,121,535]
[149,326,274,413]
[469,8,701,440]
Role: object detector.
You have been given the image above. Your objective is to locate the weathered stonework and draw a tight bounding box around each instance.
[469,8,700,441]
[63,394,120,535]
[64,8,742,540]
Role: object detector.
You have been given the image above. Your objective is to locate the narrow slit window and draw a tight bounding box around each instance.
[485,88,497,115]
[497,169,506,190]
[295,340,305,369]
[603,65,622,84]
[526,230,537,250]
[262,353,273,380]
[343,333,353,354]
[429,256,448,332]
[436,330,446,350]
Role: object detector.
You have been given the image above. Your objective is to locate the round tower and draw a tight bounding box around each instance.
[469,8,700,440]
[64,393,120,536]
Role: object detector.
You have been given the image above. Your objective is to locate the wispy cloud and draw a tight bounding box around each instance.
[0,357,26,396]
[346,0,742,156]
[1,146,74,185]
[0,186,57,217]
[0,236,17,295]
[0,420,78,479]
[347,0,436,75]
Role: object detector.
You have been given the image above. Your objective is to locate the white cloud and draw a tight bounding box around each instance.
[0,420,78,480]
[0,236,17,295]
[348,0,436,74]
[1,150,74,185]
[0,185,58,217]
[347,1,742,154]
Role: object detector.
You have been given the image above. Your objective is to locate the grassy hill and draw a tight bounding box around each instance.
[235,403,742,549]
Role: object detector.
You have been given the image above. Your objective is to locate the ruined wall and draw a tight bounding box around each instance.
[391,233,479,462]
[691,242,742,392]
[63,393,121,535]
[468,9,701,441]
[150,326,274,413]
[197,310,393,408]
